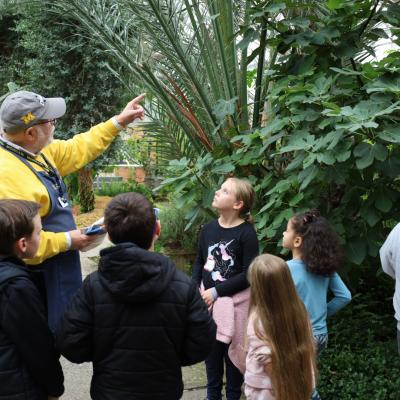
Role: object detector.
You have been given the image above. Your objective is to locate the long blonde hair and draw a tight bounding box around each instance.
[248,254,316,400]
[227,177,255,223]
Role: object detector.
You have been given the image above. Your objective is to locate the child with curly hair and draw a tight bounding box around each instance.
[282,209,352,355]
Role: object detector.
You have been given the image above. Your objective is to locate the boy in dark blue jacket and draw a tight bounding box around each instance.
[56,192,216,400]
[0,199,64,400]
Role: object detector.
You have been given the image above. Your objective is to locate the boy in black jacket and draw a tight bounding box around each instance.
[56,192,216,400]
[0,199,64,400]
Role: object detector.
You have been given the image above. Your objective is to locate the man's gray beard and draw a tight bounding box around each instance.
[42,126,55,147]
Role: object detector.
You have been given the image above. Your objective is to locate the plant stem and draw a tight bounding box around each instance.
[252,17,267,129]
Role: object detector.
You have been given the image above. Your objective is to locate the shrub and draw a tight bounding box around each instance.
[95,180,154,200]
[317,283,400,400]
[319,342,400,400]
[156,204,207,252]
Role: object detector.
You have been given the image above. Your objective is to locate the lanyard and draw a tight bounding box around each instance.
[0,140,67,202]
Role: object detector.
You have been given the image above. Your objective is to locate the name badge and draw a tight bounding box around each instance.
[58,197,69,208]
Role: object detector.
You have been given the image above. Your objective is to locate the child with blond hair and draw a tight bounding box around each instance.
[193,177,259,400]
[245,253,316,400]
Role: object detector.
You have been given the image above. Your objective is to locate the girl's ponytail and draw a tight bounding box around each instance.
[291,209,343,276]
[240,210,254,224]
[228,177,255,224]
[302,209,320,224]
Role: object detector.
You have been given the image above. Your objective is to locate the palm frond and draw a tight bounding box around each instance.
[51,0,251,159]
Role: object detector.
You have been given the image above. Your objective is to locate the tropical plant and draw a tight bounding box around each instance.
[49,0,281,218]
[156,204,206,252]
[162,1,400,278]
[50,0,262,155]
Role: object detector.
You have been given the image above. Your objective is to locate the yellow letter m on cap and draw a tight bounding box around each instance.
[21,112,36,124]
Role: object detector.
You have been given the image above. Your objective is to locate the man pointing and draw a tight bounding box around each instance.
[0,90,145,329]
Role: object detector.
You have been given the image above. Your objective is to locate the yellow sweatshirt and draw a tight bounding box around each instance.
[0,118,119,265]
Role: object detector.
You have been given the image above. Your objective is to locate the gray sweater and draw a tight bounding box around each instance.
[380,223,400,330]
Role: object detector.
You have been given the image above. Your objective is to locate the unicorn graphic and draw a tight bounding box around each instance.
[204,240,235,281]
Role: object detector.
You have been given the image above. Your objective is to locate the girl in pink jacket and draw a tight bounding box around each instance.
[245,254,316,400]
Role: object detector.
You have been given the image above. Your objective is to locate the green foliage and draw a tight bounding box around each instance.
[318,278,400,399]
[123,135,162,177]
[319,341,400,399]
[1,3,123,145]
[158,1,400,289]
[95,180,154,200]
[0,1,126,211]
[50,0,261,163]
[156,203,207,252]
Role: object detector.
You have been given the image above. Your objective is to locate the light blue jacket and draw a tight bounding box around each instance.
[287,259,351,335]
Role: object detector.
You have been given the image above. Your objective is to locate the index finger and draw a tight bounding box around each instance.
[131,93,146,104]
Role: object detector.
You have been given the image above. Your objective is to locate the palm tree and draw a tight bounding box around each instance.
[50,0,265,161]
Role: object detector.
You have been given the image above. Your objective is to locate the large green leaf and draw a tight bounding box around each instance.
[298,165,318,191]
[212,162,235,174]
[317,152,335,165]
[361,207,380,227]
[212,97,239,121]
[279,133,316,153]
[260,118,290,137]
[258,200,274,215]
[330,67,363,76]
[289,192,304,207]
[346,239,367,265]
[267,179,292,195]
[336,150,351,163]
[257,212,269,229]
[303,153,317,169]
[366,75,400,94]
[286,153,306,172]
[354,143,374,169]
[378,125,400,143]
[375,196,392,213]
[271,208,293,228]
[372,144,388,162]
[354,143,388,169]
[378,156,400,178]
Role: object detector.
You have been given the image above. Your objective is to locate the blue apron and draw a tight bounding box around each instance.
[5,150,82,330]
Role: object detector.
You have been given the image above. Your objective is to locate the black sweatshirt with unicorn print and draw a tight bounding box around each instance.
[192,219,259,297]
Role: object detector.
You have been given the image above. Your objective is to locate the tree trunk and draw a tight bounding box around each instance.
[78,168,95,213]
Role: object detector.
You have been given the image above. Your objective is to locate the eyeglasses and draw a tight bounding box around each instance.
[32,119,57,127]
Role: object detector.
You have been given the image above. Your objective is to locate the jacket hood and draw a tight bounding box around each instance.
[0,256,29,286]
[98,243,176,302]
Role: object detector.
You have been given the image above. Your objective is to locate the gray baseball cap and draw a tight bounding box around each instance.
[0,90,66,134]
